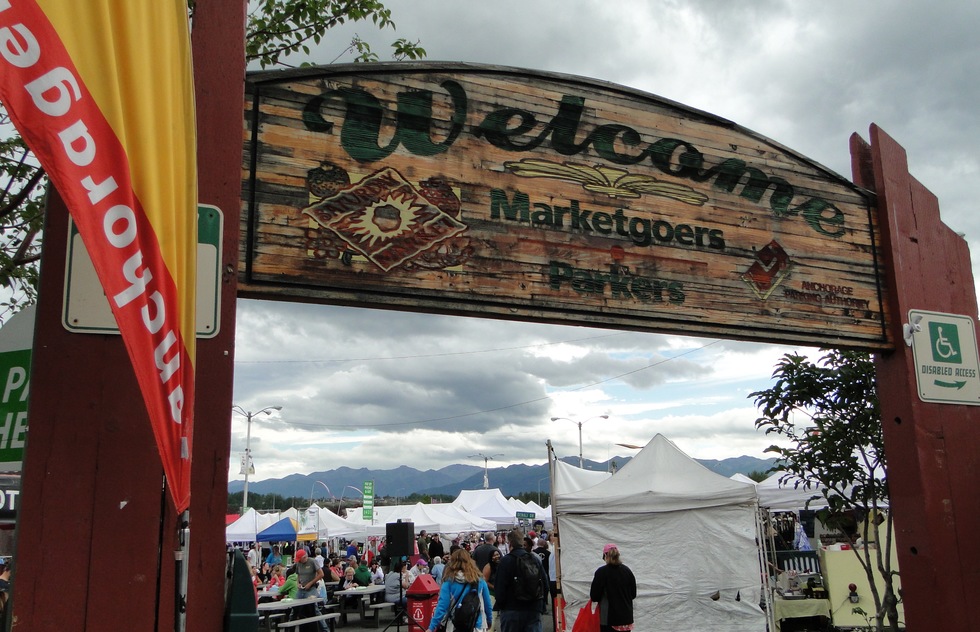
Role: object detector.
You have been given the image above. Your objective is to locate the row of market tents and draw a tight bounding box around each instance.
[226,491,553,543]
[228,434,831,632]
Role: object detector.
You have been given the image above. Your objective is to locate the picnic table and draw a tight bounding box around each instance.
[257,596,334,631]
[333,585,386,626]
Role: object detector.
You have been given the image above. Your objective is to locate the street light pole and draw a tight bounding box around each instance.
[551,415,609,468]
[469,453,504,489]
[337,485,363,517]
[232,404,282,512]
[310,480,333,507]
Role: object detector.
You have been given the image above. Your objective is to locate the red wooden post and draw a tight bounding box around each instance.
[186,0,247,630]
[852,125,980,630]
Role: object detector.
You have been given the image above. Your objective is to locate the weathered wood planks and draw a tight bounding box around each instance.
[241,63,889,348]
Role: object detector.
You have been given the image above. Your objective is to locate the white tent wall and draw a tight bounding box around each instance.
[554,435,765,632]
[560,505,763,632]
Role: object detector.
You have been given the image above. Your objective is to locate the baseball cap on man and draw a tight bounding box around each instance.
[295,549,308,561]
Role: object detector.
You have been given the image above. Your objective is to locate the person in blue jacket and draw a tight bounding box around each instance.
[428,549,493,631]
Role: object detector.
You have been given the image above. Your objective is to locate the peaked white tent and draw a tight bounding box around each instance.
[555,434,765,632]
[509,498,552,529]
[344,502,498,536]
[756,472,828,511]
[434,504,499,533]
[452,489,519,528]
[225,508,281,542]
[524,500,552,528]
[297,504,369,540]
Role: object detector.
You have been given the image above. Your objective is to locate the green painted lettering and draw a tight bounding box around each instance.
[796,198,845,237]
[531,202,554,226]
[490,189,530,221]
[592,211,613,233]
[302,81,467,162]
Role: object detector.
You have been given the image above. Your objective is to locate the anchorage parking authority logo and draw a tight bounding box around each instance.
[741,240,792,299]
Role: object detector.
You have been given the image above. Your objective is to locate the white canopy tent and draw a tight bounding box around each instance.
[297,504,369,540]
[452,489,519,528]
[509,497,553,529]
[555,434,765,632]
[434,504,499,533]
[756,473,828,511]
[343,502,498,536]
[225,508,281,542]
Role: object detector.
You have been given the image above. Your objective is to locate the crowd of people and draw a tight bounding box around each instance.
[233,525,635,632]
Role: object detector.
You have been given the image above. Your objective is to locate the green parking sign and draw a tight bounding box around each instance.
[0,306,35,471]
[909,310,980,405]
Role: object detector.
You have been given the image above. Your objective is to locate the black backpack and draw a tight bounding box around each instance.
[450,583,481,632]
[513,552,544,601]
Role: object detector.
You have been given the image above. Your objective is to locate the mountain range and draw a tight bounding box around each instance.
[229,455,777,500]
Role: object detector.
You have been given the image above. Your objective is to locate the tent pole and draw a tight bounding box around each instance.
[546,440,564,632]
[756,507,773,632]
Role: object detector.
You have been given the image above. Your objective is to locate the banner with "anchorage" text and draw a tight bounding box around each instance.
[0,0,198,511]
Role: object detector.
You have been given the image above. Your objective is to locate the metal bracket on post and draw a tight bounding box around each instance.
[175,510,190,632]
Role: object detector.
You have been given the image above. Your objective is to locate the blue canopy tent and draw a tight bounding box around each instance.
[255,516,298,542]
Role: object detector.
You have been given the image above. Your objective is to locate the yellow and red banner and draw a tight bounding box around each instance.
[0,0,197,511]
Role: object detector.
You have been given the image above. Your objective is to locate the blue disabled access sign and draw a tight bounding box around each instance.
[908,309,980,405]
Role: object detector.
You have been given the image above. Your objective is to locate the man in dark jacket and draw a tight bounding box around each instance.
[472,532,497,572]
[427,533,445,561]
[493,529,548,632]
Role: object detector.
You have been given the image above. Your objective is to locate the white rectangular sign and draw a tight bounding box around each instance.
[908,309,980,405]
[62,205,222,338]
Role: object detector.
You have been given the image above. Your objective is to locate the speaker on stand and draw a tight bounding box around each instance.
[383,521,414,632]
[386,520,415,557]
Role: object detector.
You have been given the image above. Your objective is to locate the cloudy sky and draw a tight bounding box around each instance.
[230,1,980,485]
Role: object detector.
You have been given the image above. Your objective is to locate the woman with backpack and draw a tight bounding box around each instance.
[427,549,493,632]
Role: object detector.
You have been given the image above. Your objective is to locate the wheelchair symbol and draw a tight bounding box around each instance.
[934,326,956,359]
[928,321,962,364]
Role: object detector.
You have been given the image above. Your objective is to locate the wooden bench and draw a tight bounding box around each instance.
[275,612,340,631]
[366,602,396,628]
[259,612,286,631]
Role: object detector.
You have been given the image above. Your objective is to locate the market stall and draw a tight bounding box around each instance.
[554,434,765,632]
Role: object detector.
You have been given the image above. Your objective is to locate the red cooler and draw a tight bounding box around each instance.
[406,574,441,632]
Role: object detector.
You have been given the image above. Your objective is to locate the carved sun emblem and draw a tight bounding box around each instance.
[348,194,424,247]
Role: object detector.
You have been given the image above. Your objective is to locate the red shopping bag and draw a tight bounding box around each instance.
[571,601,600,632]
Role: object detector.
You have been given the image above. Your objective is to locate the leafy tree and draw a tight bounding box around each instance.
[0,0,425,323]
[751,349,900,632]
[746,469,769,483]
[0,133,43,323]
